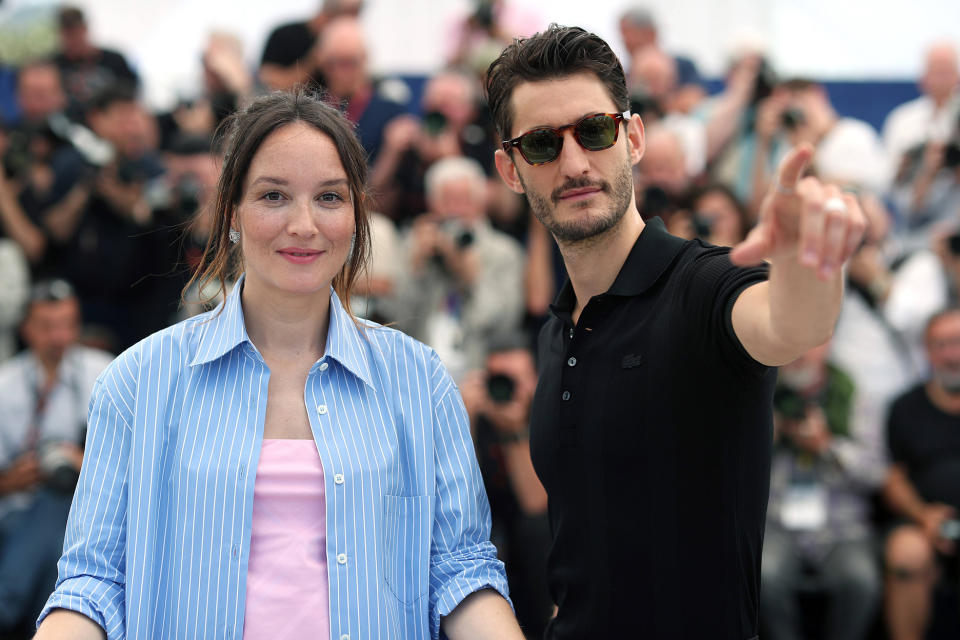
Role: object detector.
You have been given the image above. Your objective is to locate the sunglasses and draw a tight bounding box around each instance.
[502,111,631,166]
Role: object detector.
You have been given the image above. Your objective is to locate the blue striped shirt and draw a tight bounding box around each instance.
[39,277,509,640]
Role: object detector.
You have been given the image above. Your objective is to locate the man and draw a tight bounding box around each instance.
[312,16,406,165]
[882,41,959,168]
[0,279,112,634]
[460,333,552,638]
[883,308,960,640]
[257,0,362,91]
[392,155,524,381]
[762,342,882,640]
[54,5,138,115]
[485,25,865,638]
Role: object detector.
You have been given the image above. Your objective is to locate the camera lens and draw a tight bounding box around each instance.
[486,373,515,404]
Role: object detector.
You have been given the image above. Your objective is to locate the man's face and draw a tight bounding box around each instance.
[22,298,81,366]
[494,72,644,246]
[429,176,484,224]
[927,312,960,393]
[18,66,66,123]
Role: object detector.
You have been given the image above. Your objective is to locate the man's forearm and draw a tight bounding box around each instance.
[767,249,844,352]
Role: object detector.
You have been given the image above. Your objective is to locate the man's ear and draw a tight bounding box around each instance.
[494,148,525,195]
[626,114,645,166]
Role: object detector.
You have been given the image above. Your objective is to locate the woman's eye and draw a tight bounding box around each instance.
[319,192,345,203]
[263,191,283,202]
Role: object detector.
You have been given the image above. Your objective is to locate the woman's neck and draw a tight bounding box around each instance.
[240,281,331,361]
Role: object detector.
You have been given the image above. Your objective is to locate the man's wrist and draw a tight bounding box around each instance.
[497,429,529,445]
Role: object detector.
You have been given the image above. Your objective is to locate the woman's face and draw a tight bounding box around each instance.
[233,121,355,301]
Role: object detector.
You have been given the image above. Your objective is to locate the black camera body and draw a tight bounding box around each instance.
[36,440,81,494]
[486,373,515,404]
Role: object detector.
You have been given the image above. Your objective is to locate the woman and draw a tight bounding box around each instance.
[34,91,522,640]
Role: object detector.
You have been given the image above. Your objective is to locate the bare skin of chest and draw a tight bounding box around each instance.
[262,358,314,440]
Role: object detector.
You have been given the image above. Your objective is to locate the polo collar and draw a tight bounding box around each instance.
[550,217,687,316]
[189,275,374,389]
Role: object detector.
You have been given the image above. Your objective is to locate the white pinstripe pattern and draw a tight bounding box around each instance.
[38,276,508,640]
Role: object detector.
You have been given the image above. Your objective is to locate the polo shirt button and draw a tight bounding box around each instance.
[317,404,328,415]
[334,473,345,485]
[561,391,571,401]
[337,553,348,565]
[567,357,577,367]
[319,362,329,372]
[568,328,574,339]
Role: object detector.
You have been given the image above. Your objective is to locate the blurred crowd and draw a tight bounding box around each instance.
[1,1,960,639]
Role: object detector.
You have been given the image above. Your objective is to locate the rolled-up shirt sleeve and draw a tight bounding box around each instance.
[38,376,131,639]
[427,355,510,639]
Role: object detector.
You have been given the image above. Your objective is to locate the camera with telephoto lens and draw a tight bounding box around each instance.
[36,440,81,494]
[430,219,475,271]
[486,373,515,404]
[781,107,806,131]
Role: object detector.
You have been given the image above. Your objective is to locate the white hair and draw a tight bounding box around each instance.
[424,156,486,202]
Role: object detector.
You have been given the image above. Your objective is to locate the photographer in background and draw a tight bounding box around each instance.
[392,156,524,381]
[460,332,551,639]
[884,308,960,640]
[38,83,164,351]
[761,341,883,640]
[0,279,112,635]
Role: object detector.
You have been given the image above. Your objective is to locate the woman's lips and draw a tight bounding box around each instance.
[277,248,322,264]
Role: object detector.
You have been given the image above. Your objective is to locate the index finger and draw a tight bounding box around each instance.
[774,143,814,197]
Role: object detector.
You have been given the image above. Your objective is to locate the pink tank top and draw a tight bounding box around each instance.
[243,439,330,640]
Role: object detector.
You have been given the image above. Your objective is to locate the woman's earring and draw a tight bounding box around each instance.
[229,229,240,244]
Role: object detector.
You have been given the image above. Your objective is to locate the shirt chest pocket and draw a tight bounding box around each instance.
[382,494,432,605]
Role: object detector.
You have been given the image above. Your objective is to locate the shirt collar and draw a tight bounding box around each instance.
[550,217,687,316]
[189,275,374,389]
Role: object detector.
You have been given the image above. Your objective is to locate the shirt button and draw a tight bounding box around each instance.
[567,357,577,367]
[336,553,348,565]
[340,635,350,640]
[317,404,328,415]
[561,391,571,401]
[568,328,574,339]
[334,473,345,485]
[238,468,245,480]
[319,362,329,372]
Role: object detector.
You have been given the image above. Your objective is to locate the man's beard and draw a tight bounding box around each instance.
[933,365,960,395]
[519,157,634,244]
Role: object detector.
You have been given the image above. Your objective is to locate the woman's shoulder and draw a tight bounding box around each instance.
[96,312,213,390]
[360,322,455,395]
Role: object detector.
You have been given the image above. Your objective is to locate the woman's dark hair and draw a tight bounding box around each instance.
[184,89,371,320]
[485,24,630,142]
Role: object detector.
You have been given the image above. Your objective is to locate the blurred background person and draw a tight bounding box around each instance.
[460,332,552,639]
[312,16,407,166]
[761,341,883,640]
[54,5,138,119]
[37,83,164,351]
[371,68,495,226]
[0,235,30,362]
[391,156,524,381]
[883,42,959,174]
[884,308,960,640]
[257,0,363,92]
[0,279,112,637]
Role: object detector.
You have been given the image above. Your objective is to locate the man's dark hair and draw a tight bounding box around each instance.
[88,82,138,113]
[485,24,629,143]
[58,5,86,30]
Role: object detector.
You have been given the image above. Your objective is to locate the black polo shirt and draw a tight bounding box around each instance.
[530,218,775,640]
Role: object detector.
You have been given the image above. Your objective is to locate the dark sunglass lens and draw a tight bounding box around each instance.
[577,115,617,150]
[521,129,562,164]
